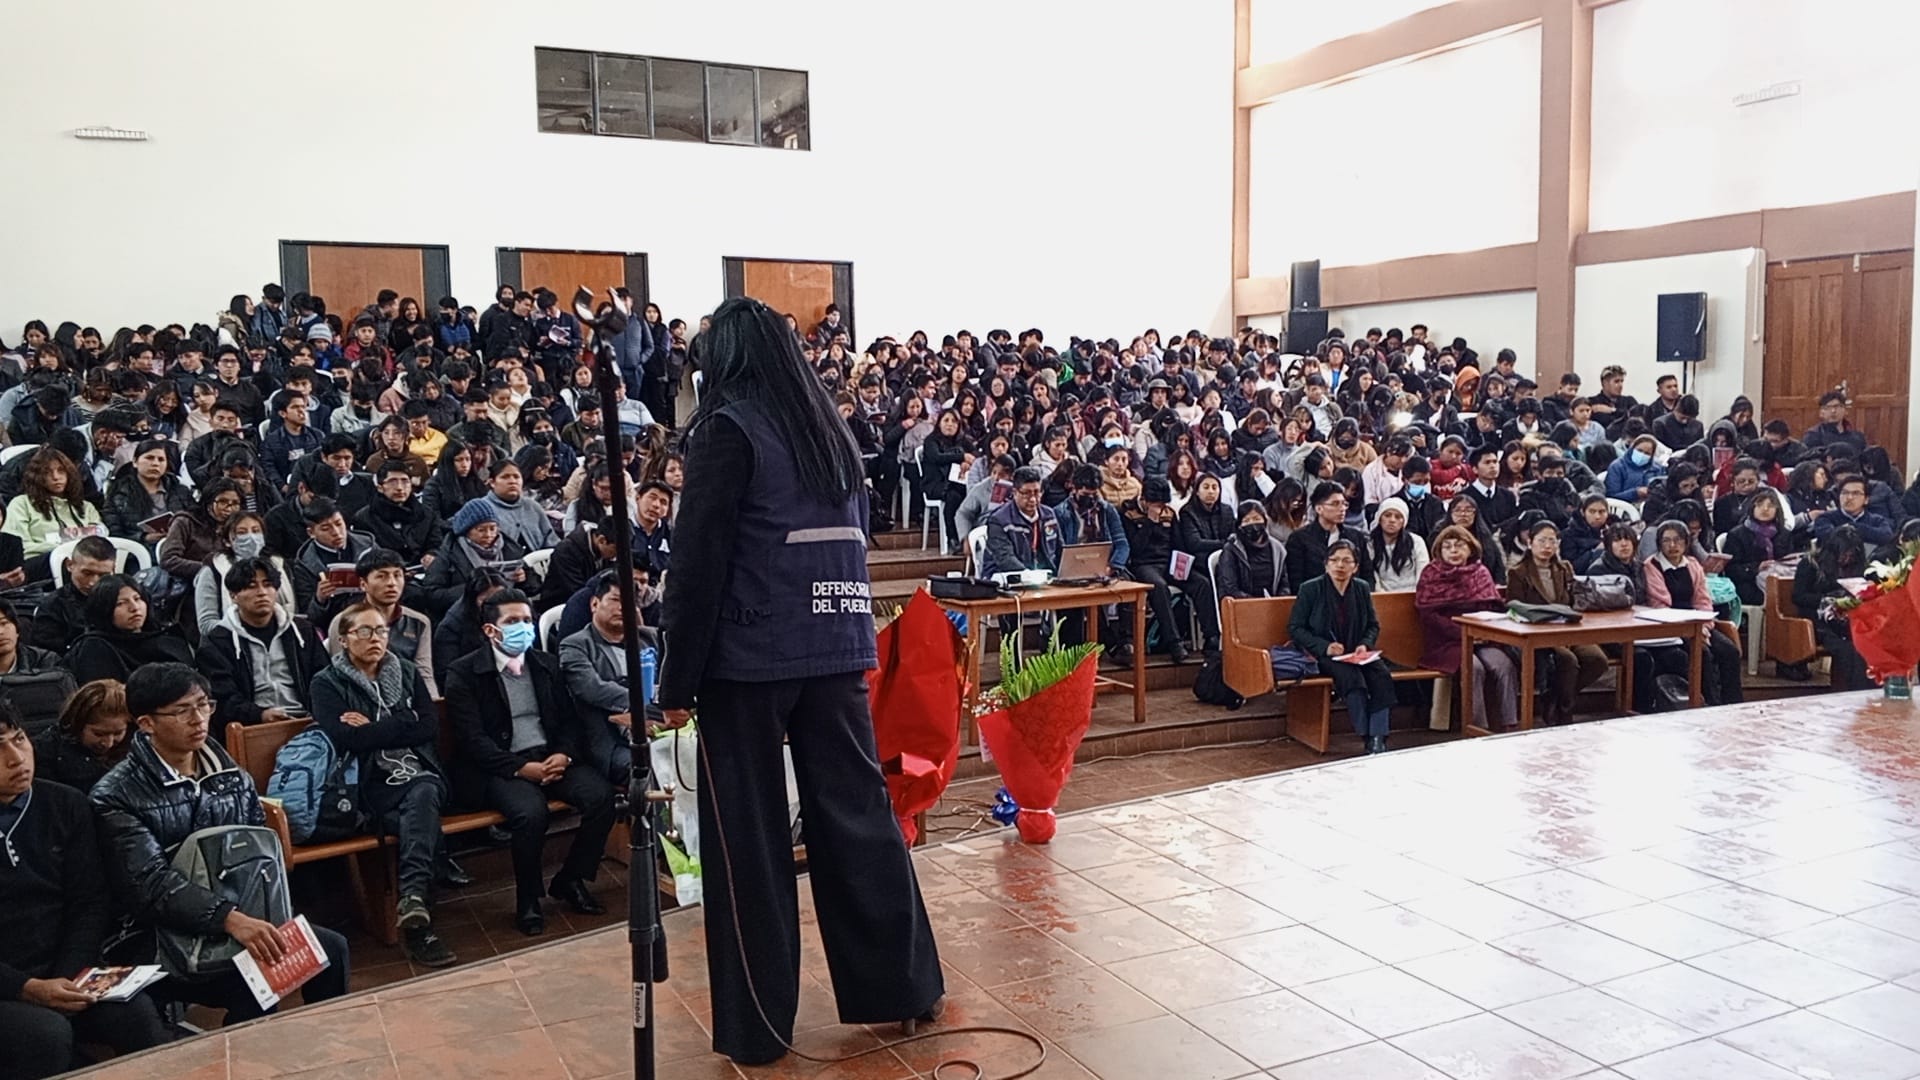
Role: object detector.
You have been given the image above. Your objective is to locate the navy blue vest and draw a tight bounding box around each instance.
[707,400,877,682]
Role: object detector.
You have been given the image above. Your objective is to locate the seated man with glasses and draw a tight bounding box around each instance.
[1286,480,1376,592]
[352,460,445,568]
[444,589,614,936]
[197,557,329,741]
[90,663,350,1024]
[313,602,458,968]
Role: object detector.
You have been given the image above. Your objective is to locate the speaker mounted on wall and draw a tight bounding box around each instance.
[1290,260,1321,311]
[1656,292,1707,363]
[1285,308,1329,356]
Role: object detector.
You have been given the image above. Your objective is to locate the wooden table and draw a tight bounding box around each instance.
[1455,607,1714,734]
[933,580,1153,744]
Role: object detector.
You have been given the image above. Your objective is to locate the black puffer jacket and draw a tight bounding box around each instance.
[353,495,446,566]
[90,734,264,948]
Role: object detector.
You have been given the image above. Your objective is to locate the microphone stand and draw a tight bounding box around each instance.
[577,294,669,1080]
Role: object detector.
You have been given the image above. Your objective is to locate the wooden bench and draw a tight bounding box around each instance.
[1220,591,1445,754]
[226,712,569,945]
[1763,573,1818,666]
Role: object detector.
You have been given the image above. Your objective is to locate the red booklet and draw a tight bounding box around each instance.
[232,915,331,1009]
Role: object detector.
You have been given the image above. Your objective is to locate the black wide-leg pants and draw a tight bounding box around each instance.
[695,671,945,1064]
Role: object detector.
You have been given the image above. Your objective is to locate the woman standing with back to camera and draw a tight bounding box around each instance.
[656,298,942,1067]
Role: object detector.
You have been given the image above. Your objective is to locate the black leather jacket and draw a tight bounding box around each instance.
[89,733,264,946]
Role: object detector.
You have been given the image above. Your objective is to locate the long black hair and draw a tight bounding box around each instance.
[692,298,863,501]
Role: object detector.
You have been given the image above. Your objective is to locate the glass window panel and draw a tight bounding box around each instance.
[706,65,757,146]
[650,59,706,143]
[594,54,650,137]
[534,48,593,134]
[756,68,809,150]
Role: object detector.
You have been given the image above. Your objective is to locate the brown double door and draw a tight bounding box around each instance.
[1764,251,1913,470]
[281,242,451,315]
[496,249,650,306]
[723,258,854,340]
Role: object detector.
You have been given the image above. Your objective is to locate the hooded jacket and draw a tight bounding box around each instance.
[196,604,327,738]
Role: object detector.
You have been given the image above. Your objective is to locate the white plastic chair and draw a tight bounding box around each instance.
[538,605,566,652]
[918,445,950,555]
[0,443,39,465]
[48,536,153,588]
[522,547,554,579]
[1606,497,1640,523]
[965,526,988,577]
[1189,548,1226,645]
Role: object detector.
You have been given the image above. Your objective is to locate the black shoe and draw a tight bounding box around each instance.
[1366,735,1388,755]
[1203,636,1221,654]
[1778,661,1812,682]
[404,924,458,968]
[1106,644,1134,667]
[515,900,546,937]
[1169,644,1191,665]
[435,857,473,889]
[548,878,605,916]
[900,995,946,1036]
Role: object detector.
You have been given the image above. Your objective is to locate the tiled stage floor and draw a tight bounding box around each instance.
[81,692,1920,1080]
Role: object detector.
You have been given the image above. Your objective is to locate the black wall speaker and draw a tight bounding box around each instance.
[1290,260,1321,310]
[1656,292,1707,363]
[1286,308,1329,355]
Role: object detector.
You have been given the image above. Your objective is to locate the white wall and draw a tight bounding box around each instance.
[0,0,1233,344]
[1246,27,1540,275]
[1573,250,1765,420]
[1321,291,1539,368]
[1248,0,1448,65]
[1590,0,1920,232]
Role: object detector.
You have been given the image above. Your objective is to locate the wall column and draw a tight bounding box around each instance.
[1231,0,1252,328]
[1533,0,1591,380]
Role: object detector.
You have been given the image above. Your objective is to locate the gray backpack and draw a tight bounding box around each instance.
[156,824,292,978]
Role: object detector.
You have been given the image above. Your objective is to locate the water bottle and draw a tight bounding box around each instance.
[638,646,658,708]
[1886,669,1912,703]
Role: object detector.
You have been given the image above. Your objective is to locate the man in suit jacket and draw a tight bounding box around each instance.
[443,588,614,937]
[558,570,663,785]
[1461,446,1518,530]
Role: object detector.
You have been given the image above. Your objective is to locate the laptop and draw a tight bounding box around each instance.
[1058,542,1114,583]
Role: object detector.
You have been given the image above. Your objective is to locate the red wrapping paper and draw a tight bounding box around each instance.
[1848,586,1920,682]
[977,650,1101,843]
[867,589,964,845]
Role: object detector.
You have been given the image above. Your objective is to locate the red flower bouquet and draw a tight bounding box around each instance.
[975,627,1101,843]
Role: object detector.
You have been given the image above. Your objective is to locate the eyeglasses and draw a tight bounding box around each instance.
[153,698,215,720]
[345,626,392,640]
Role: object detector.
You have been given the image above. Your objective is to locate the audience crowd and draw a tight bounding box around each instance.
[0,288,1897,1078]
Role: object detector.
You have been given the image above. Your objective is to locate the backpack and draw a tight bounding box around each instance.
[156,824,292,978]
[0,667,78,741]
[1191,655,1244,709]
[266,727,364,845]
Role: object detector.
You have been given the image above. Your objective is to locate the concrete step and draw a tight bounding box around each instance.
[867,548,966,582]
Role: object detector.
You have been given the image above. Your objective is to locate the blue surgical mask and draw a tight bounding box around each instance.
[1103,437,1126,449]
[495,621,537,657]
[231,533,266,559]
[1404,483,1430,499]
[1629,448,1652,467]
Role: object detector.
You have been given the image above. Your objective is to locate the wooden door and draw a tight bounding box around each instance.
[741,260,836,333]
[306,245,426,315]
[497,249,649,306]
[1763,258,1849,445]
[1847,252,1914,468]
[280,242,450,316]
[1764,252,1913,469]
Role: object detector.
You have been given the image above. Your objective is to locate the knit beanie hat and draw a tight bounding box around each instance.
[450,498,497,536]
